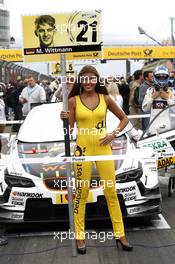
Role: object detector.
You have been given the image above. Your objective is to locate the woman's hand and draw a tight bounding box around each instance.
[60,111,69,120]
[99,132,115,145]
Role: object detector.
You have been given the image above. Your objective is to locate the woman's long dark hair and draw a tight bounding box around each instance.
[69,65,108,98]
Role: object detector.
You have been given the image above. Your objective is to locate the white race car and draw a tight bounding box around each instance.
[0,102,161,222]
[137,104,175,196]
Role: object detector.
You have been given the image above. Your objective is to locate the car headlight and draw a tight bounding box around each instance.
[116,166,143,183]
[5,169,35,187]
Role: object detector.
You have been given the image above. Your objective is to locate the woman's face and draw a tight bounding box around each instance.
[81,72,97,92]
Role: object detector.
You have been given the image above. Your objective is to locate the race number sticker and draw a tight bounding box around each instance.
[22,11,102,62]
[67,12,100,45]
[51,61,74,76]
[56,191,94,204]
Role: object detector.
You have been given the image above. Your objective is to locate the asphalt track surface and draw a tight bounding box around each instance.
[0,183,174,264]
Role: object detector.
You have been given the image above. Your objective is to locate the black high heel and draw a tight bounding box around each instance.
[116,238,133,251]
[76,240,86,254]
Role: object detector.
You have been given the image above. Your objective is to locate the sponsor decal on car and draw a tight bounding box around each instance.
[11,196,24,206]
[11,213,24,220]
[123,191,136,202]
[127,207,141,214]
[12,191,43,198]
[142,139,169,150]
[144,161,155,165]
[56,191,94,204]
[72,157,86,162]
[42,164,66,172]
[8,172,23,176]
[122,167,137,172]
[12,201,24,206]
[117,185,138,202]
[156,156,175,169]
[117,186,136,194]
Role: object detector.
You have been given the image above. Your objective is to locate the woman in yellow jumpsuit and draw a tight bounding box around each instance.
[61,65,133,253]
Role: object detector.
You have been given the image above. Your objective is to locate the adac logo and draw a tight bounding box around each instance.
[96,120,105,131]
[143,49,153,57]
[74,145,86,156]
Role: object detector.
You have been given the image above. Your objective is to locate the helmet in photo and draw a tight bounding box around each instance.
[153,66,169,88]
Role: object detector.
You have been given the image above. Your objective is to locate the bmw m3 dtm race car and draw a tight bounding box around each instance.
[137,104,175,196]
[0,102,162,222]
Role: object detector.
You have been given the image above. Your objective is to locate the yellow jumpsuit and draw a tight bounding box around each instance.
[74,94,125,240]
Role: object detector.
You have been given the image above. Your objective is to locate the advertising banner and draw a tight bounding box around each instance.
[22,11,102,62]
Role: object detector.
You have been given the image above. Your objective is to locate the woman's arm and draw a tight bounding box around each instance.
[100,95,128,145]
[60,97,76,132]
[106,95,128,133]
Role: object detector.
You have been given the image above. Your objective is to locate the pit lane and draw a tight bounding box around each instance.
[0,184,174,264]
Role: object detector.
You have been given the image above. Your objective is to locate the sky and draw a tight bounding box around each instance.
[2,0,175,76]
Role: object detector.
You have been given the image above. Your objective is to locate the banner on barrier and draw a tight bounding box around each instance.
[0,49,23,62]
[2,46,175,63]
[103,46,175,60]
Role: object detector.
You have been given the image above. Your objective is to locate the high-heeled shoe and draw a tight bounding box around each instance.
[76,240,86,254]
[116,238,133,251]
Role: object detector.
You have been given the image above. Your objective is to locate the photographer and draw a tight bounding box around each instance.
[142,66,175,126]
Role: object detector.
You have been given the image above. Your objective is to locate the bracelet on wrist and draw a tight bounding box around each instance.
[112,129,120,137]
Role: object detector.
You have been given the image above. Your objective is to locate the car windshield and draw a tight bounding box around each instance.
[17,141,76,179]
[17,135,127,179]
[18,135,127,160]
[18,141,75,158]
[111,134,128,170]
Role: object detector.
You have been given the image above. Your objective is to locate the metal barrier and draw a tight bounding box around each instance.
[0,114,150,125]
[0,60,52,83]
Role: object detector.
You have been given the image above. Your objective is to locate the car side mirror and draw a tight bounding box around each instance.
[156,123,166,136]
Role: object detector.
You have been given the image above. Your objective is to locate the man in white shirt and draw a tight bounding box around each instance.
[19,76,46,117]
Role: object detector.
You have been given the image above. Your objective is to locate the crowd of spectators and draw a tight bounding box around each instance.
[0,76,61,132]
[0,66,175,134]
